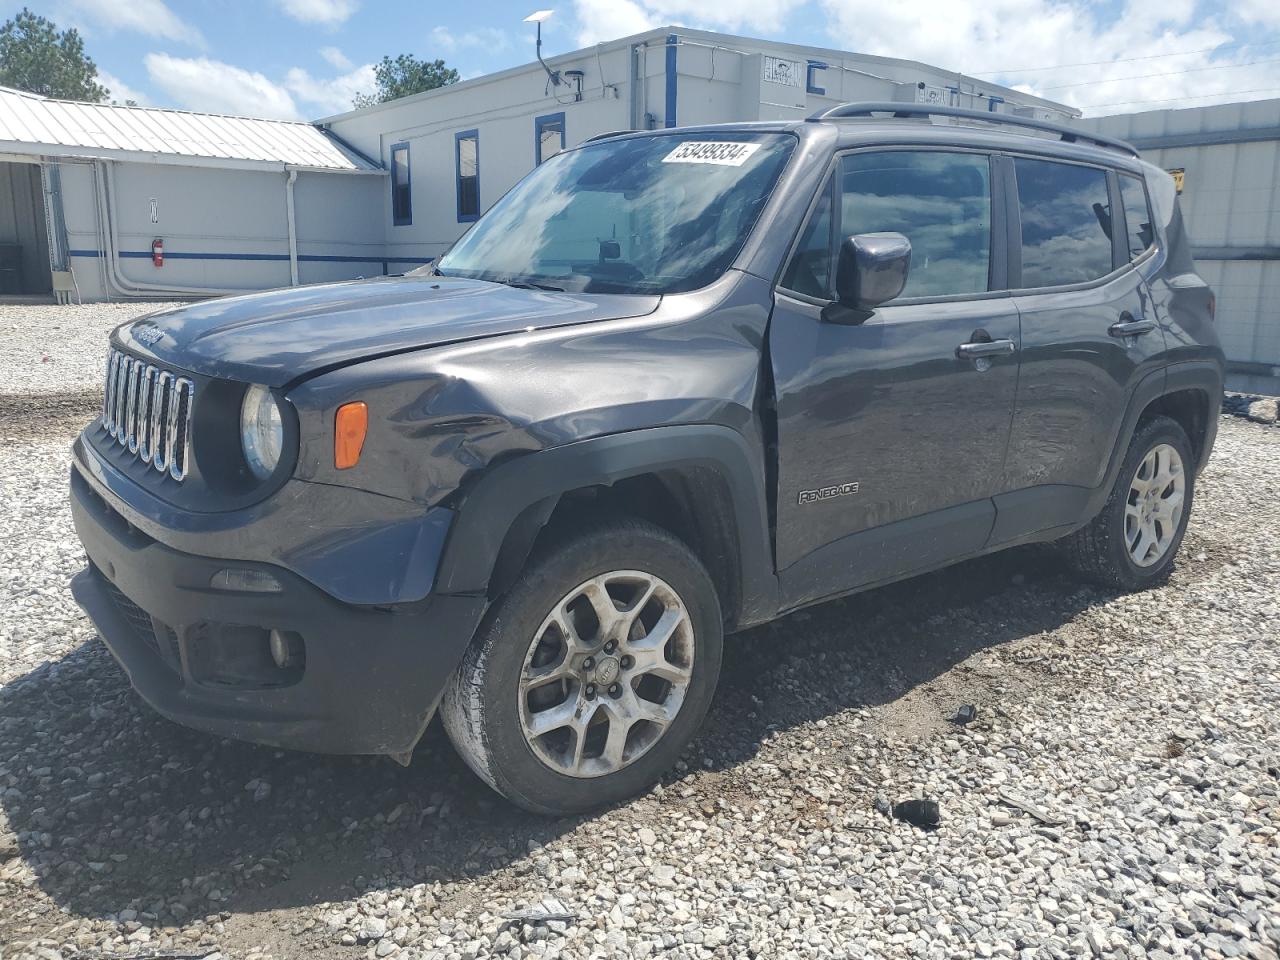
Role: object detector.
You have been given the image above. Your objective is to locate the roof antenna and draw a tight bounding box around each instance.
[524,10,561,87]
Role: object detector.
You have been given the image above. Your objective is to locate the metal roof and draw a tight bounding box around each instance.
[0,86,381,173]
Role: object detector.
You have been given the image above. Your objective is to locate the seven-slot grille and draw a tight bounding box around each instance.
[101,347,195,481]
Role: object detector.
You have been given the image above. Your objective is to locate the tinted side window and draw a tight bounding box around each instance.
[1120,175,1155,260]
[1015,158,1113,287]
[840,151,992,298]
[780,178,834,298]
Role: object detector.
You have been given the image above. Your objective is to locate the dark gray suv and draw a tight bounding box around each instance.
[70,103,1223,814]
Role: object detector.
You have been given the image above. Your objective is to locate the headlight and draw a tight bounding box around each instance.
[240,384,283,480]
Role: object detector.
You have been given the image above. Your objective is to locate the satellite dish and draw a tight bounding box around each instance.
[523,10,561,86]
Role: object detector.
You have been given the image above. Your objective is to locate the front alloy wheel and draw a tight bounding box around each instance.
[519,572,695,778]
[441,518,722,815]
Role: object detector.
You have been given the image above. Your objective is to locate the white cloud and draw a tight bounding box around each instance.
[646,0,806,33]
[571,0,808,45]
[319,46,353,71]
[819,0,1280,115]
[98,70,147,106]
[285,63,377,115]
[1235,0,1280,30]
[430,26,513,54]
[573,0,659,46]
[144,53,302,120]
[276,0,358,25]
[67,0,202,45]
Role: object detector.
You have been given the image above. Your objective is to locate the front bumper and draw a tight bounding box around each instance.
[69,463,487,757]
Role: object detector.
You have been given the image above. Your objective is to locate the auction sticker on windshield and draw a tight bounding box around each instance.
[662,141,763,166]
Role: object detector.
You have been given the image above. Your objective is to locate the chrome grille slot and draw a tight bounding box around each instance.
[100,347,195,482]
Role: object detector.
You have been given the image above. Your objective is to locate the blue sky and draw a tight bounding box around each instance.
[5,0,1280,118]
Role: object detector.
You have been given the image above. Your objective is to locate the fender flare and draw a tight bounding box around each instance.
[432,425,781,627]
[1089,359,1222,516]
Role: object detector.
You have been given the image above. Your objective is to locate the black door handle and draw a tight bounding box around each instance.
[956,339,1016,359]
[1109,315,1156,337]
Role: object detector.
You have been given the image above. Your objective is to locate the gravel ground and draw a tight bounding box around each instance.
[0,300,185,397]
[2,303,1279,960]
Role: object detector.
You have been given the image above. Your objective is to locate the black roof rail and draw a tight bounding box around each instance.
[809,101,1139,158]
[583,129,638,143]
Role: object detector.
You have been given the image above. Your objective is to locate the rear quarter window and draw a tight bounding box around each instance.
[1014,158,1113,287]
[1120,174,1156,260]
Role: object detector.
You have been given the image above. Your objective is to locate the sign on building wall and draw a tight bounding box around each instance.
[1167,168,1185,194]
[762,56,802,87]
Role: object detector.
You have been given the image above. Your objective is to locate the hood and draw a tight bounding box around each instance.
[114,276,660,387]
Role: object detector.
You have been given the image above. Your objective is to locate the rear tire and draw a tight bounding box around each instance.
[1061,415,1195,590]
[440,518,722,815]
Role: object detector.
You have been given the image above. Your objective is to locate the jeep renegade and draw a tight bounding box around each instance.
[70,103,1224,814]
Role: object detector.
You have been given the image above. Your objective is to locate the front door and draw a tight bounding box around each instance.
[769,149,1020,608]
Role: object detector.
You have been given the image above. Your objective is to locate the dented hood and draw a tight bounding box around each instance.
[113,275,659,387]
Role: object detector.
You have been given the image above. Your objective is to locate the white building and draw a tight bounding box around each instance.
[1,30,1075,304]
[1079,99,1280,393]
[318,26,1078,268]
[0,84,386,301]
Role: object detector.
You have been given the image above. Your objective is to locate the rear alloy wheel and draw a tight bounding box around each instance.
[1123,443,1186,568]
[441,519,722,815]
[1062,415,1196,590]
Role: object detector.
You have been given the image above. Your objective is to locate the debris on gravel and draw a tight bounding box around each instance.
[1,303,1278,959]
[1223,391,1279,425]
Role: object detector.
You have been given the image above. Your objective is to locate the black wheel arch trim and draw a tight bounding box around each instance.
[432,425,781,630]
[1095,360,1222,514]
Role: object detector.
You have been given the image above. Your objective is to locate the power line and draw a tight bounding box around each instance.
[1082,85,1280,109]
[970,38,1280,76]
[1040,56,1280,91]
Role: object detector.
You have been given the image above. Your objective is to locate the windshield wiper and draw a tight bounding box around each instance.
[500,278,566,292]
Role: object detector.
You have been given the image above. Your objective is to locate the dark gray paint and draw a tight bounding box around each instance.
[71,112,1226,757]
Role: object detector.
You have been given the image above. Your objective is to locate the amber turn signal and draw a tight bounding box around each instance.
[334,401,368,469]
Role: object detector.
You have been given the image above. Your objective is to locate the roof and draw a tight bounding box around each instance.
[0,86,381,173]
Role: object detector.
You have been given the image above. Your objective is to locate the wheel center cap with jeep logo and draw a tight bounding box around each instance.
[593,656,621,686]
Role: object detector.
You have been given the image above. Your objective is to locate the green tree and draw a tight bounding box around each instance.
[0,8,108,101]
[353,54,458,107]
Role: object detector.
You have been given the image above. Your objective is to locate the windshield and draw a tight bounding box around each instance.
[436,132,796,295]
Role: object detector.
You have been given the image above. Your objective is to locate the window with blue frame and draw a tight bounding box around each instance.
[390,142,411,226]
[455,130,479,222]
[535,112,565,165]
[806,60,827,95]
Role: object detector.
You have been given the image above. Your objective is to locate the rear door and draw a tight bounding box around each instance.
[996,156,1166,540]
[769,148,1021,607]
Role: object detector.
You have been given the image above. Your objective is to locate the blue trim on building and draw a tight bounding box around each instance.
[664,34,678,129]
[69,249,433,271]
[806,60,827,96]
[987,96,1004,112]
[534,112,566,165]
[390,141,412,226]
[455,128,480,223]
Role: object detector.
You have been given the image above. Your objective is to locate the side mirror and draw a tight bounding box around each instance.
[835,233,911,310]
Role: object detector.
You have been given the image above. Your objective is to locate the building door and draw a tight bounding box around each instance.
[0,161,52,295]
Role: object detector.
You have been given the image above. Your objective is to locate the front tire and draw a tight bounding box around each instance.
[1061,415,1195,590]
[440,518,723,815]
